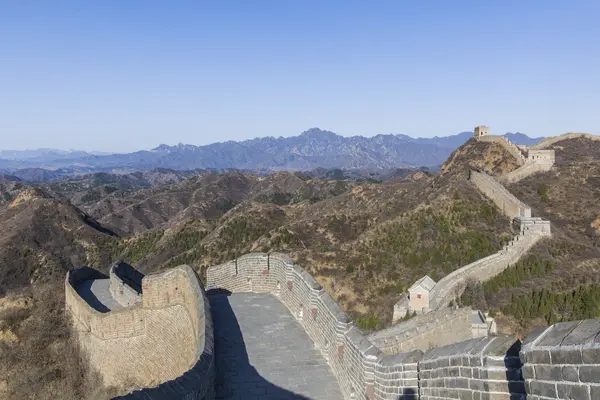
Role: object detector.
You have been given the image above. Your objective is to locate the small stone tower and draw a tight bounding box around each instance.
[474,125,489,139]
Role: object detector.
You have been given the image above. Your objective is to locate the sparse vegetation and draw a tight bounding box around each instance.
[0,282,118,399]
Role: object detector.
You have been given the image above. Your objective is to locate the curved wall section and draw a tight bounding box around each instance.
[65,265,215,399]
[206,253,421,400]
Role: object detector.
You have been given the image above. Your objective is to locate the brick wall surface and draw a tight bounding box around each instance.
[470,170,531,219]
[368,307,474,354]
[419,336,525,400]
[208,253,600,400]
[65,265,215,400]
[520,319,600,400]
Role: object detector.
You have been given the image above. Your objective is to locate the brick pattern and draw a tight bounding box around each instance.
[66,266,215,399]
[520,319,600,400]
[419,336,525,400]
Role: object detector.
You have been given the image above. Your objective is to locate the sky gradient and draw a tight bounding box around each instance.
[1,1,599,152]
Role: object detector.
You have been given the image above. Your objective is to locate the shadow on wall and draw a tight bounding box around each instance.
[505,340,524,397]
[73,270,111,313]
[207,289,311,400]
[401,388,416,399]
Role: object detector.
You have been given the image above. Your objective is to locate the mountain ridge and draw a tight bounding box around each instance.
[1,128,544,174]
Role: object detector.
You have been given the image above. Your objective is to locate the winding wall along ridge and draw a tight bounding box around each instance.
[531,132,600,149]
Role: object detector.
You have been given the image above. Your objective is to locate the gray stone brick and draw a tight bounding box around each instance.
[534,364,561,381]
[522,365,536,380]
[579,366,600,383]
[528,349,551,364]
[582,347,600,364]
[561,365,579,382]
[591,385,600,400]
[551,348,583,364]
[530,381,557,398]
[557,383,591,400]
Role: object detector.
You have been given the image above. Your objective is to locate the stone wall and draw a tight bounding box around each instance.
[206,253,420,400]
[502,154,555,184]
[417,170,550,310]
[65,265,215,399]
[531,132,600,149]
[368,307,475,354]
[419,336,525,399]
[109,262,142,308]
[520,319,600,400]
[475,134,557,183]
[427,227,545,310]
[470,170,531,219]
[206,253,600,399]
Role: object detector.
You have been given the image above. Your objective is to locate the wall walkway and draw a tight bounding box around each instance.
[206,253,422,400]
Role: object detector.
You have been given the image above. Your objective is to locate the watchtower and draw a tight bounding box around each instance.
[474,126,489,139]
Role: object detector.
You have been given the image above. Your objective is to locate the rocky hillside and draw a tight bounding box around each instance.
[4,135,595,337]
[0,188,117,295]
[439,138,521,181]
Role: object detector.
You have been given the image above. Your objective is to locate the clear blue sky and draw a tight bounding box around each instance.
[1,1,599,152]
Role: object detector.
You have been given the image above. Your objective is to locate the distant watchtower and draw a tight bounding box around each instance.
[474,126,489,139]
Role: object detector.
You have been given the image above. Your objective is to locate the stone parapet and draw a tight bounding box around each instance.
[531,132,600,149]
[206,253,422,400]
[206,253,600,399]
[427,230,544,311]
[520,319,600,400]
[66,265,215,399]
[419,336,525,400]
[470,170,531,219]
[368,307,474,354]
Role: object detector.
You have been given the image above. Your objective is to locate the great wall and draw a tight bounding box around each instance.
[64,129,600,399]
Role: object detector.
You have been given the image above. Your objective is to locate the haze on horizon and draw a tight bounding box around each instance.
[1,1,599,153]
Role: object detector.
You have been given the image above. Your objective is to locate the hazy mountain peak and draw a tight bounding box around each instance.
[300,128,339,139]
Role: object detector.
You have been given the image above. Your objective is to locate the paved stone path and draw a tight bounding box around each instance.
[209,292,343,400]
[75,279,123,312]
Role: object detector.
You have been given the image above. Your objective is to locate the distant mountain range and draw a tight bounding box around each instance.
[0,128,544,178]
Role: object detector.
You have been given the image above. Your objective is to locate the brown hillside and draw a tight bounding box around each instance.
[0,194,117,295]
[440,138,521,180]
[105,168,512,327]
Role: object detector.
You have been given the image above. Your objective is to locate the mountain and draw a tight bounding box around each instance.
[2,134,597,399]
[503,132,545,146]
[0,148,94,161]
[0,128,544,175]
